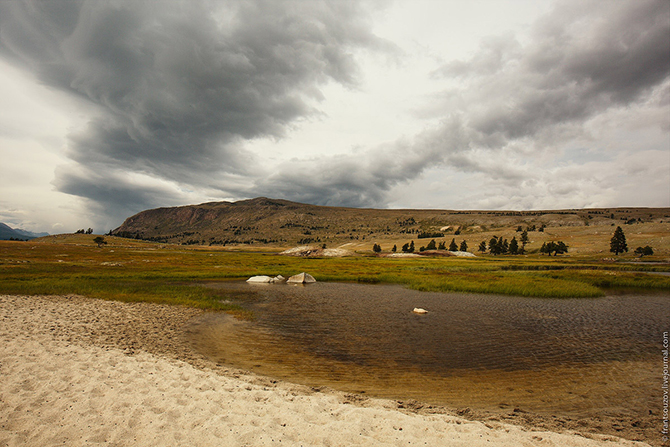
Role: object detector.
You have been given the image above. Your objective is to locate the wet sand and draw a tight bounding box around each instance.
[0,294,655,446]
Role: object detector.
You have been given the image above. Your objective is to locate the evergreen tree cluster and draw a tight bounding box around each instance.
[540,241,569,256]
[419,239,437,251]
[411,238,470,252]
[417,231,444,239]
[478,236,529,255]
[486,236,511,255]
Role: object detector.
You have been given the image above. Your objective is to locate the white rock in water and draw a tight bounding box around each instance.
[246,275,273,283]
[413,308,428,314]
[272,275,286,283]
[287,272,317,284]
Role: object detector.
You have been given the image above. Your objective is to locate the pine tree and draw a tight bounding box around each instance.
[489,236,499,255]
[409,240,415,253]
[520,230,529,253]
[478,241,487,253]
[501,238,509,254]
[609,226,628,255]
[438,241,446,250]
[459,240,468,252]
[509,237,519,255]
[392,244,397,253]
[426,239,437,250]
[448,238,458,251]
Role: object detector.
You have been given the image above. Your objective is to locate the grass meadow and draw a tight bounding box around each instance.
[1,235,669,315]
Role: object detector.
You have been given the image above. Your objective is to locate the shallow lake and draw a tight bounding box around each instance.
[187,281,668,418]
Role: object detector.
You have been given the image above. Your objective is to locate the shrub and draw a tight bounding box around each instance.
[634,246,654,256]
[540,241,568,256]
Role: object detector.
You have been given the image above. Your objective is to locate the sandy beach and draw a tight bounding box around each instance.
[0,294,653,446]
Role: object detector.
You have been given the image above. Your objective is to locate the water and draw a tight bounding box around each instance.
[187,282,668,417]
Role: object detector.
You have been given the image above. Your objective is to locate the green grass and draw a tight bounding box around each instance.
[1,238,668,311]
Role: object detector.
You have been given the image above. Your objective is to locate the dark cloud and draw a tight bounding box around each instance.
[249,153,397,208]
[52,164,188,230]
[249,127,460,207]
[434,0,669,143]
[0,0,385,222]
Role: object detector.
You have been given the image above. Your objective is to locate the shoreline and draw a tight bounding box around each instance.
[0,294,655,446]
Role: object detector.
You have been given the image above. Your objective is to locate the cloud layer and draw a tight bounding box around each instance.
[254,0,669,208]
[0,0,668,230]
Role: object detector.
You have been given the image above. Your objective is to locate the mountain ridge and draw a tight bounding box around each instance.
[111,197,670,248]
[0,223,49,240]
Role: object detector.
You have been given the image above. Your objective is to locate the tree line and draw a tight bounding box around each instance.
[372,226,655,257]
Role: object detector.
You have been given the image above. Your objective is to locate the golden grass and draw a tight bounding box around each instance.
[1,235,668,312]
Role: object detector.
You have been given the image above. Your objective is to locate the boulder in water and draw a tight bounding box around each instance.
[246,275,273,283]
[287,272,316,284]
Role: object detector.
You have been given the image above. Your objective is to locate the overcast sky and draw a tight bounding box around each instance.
[1,0,668,234]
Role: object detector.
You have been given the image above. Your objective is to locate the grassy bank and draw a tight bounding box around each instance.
[1,237,669,311]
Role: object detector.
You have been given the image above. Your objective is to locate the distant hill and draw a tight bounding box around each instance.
[111,197,670,248]
[0,223,49,241]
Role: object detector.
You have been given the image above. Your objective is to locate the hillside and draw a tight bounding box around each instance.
[110,198,670,255]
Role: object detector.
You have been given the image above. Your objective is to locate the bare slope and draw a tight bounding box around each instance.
[111,197,670,252]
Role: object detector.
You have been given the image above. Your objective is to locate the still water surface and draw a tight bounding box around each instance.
[187,282,668,417]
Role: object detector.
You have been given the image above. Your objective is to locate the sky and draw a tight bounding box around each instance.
[0,0,668,234]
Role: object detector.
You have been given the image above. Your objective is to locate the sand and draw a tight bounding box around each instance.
[0,295,653,446]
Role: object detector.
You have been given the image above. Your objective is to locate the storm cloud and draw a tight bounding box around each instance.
[0,0,668,231]
[0,0,386,225]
